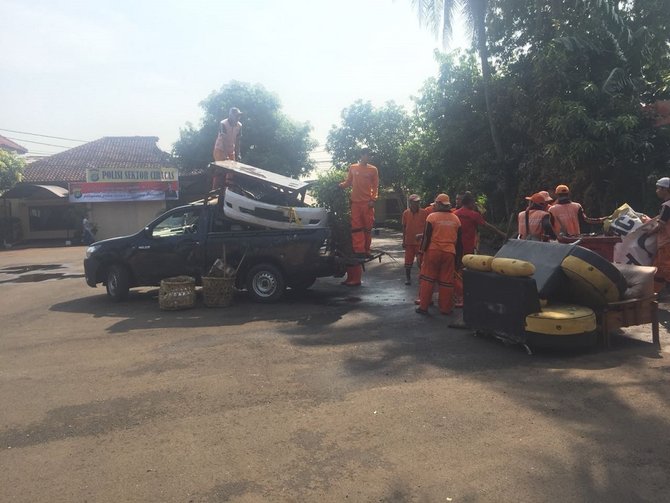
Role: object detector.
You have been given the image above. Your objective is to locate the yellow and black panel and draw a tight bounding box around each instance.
[490,257,536,277]
[525,303,598,349]
[525,304,596,335]
[462,254,494,272]
[560,246,627,307]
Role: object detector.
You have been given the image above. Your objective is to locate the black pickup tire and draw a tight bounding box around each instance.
[106,265,130,302]
[246,263,285,303]
[288,276,317,291]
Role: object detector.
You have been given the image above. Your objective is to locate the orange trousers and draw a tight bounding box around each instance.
[213,148,234,162]
[404,244,420,268]
[351,201,374,254]
[418,249,455,313]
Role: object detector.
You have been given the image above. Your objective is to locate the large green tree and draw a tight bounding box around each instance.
[326,100,413,196]
[408,0,670,219]
[173,81,316,178]
[0,150,24,193]
[411,0,505,166]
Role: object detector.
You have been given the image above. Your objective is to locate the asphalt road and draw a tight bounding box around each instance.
[1,239,670,502]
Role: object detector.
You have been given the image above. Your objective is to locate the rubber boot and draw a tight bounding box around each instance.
[342,265,362,286]
[405,266,412,285]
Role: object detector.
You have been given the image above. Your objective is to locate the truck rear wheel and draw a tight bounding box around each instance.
[106,265,130,302]
[246,263,285,303]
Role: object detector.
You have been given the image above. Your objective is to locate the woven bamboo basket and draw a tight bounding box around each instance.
[159,276,196,310]
[202,276,236,307]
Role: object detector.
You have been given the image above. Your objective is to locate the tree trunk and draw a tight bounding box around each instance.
[475,18,504,164]
[475,11,507,213]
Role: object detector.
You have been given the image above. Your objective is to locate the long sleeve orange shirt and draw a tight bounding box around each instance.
[339,163,379,203]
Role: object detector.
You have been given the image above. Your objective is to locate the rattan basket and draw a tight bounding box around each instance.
[202,276,236,307]
[159,276,196,310]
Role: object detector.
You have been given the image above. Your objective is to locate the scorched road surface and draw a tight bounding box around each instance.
[1,240,670,502]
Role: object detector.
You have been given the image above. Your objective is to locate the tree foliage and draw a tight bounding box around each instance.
[0,150,25,193]
[326,100,413,195]
[173,81,317,178]
[404,0,670,220]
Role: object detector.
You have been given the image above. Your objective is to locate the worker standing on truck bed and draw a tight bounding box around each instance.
[212,107,243,191]
[213,107,243,162]
[339,147,379,286]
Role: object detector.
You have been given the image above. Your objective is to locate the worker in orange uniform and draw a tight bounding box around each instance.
[518,193,557,241]
[213,107,243,162]
[212,107,243,191]
[548,184,605,236]
[646,177,670,293]
[338,147,379,286]
[416,194,463,315]
[402,194,429,285]
[453,192,507,306]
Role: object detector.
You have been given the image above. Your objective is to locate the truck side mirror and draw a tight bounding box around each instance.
[143,227,153,238]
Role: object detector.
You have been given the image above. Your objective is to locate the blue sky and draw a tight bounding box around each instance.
[1,0,466,157]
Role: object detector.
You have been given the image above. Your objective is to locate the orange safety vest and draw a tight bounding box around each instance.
[518,209,550,240]
[549,202,582,236]
[426,211,461,254]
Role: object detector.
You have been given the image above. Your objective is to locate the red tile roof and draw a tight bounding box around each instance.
[22,136,174,183]
[0,135,28,154]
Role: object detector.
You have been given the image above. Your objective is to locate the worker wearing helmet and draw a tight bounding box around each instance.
[518,193,557,241]
[548,184,605,236]
[416,194,463,315]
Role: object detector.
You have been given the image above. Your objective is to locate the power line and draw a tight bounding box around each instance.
[6,137,71,149]
[0,128,90,143]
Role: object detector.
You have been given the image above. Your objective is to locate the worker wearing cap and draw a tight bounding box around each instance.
[518,193,557,241]
[647,177,670,292]
[212,107,243,191]
[402,194,428,285]
[549,184,605,236]
[338,147,379,286]
[213,107,243,162]
[416,194,462,315]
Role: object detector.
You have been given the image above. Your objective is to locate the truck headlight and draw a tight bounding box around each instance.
[86,245,100,259]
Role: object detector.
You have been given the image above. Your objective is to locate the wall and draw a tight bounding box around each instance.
[7,198,75,241]
[89,201,167,240]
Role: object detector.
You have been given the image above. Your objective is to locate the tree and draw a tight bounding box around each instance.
[411,0,505,167]
[326,100,413,195]
[173,81,317,178]
[0,150,24,193]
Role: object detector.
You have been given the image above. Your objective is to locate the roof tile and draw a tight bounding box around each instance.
[22,136,174,183]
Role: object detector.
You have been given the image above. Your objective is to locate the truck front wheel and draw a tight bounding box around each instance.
[246,264,285,303]
[106,265,130,302]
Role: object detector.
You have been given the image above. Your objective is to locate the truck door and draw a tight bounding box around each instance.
[134,207,204,283]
